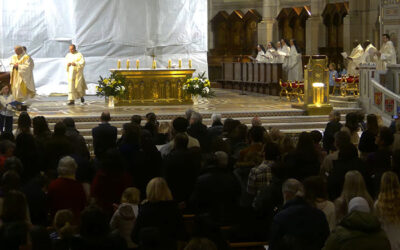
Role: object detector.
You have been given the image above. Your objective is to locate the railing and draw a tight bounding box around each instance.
[359,64,400,125]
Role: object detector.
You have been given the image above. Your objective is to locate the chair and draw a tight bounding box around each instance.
[341,75,359,97]
[331,77,342,95]
[279,79,291,100]
[290,81,304,102]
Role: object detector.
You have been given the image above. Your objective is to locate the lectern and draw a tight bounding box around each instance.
[293,55,333,115]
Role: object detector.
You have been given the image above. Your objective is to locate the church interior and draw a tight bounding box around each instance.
[0,0,399,249]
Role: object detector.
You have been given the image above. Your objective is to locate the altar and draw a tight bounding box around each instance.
[110,68,195,105]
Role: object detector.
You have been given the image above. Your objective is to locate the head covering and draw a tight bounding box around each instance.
[348,197,370,213]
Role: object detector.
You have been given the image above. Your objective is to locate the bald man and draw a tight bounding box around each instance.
[9,45,36,102]
[66,44,87,105]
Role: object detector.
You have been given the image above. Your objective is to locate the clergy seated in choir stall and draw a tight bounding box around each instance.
[9,45,36,102]
[287,39,303,82]
[66,44,87,105]
[376,34,397,71]
[362,40,378,64]
[346,41,364,76]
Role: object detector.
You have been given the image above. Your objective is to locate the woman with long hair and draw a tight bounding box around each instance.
[287,39,303,81]
[375,171,400,250]
[132,177,184,250]
[334,170,373,222]
[359,114,379,158]
[341,112,360,147]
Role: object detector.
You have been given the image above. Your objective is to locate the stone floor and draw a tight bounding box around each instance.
[27,88,300,119]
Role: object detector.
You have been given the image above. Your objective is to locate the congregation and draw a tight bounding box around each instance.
[0,109,399,250]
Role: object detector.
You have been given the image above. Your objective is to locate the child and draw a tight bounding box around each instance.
[328,63,339,94]
[50,209,77,244]
[110,187,141,249]
[0,85,15,133]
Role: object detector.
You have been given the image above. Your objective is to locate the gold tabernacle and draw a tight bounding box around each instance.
[110,68,196,105]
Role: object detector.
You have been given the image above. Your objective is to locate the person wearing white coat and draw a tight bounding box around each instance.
[287,39,303,82]
[280,39,291,80]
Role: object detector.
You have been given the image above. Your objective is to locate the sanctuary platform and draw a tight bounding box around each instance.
[21,89,360,146]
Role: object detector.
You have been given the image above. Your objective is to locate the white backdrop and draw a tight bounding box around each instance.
[0,0,208,95]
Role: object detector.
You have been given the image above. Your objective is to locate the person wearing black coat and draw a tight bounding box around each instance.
[323,111,342,152]
[269,179,330,250]
[187,111,210,152]
[91,111,117,159]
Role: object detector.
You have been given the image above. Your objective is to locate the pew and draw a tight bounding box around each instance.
[219,62,282,96]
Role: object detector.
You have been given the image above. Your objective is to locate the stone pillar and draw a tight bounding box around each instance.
[258,0,278,45]
[306,0,327,55]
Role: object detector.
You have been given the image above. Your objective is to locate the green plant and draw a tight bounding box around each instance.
[182,72,214,98]
[96,71,126,97]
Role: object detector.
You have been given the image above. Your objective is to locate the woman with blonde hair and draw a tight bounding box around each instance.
[375,171,400,250]
[334,170,373,222]
[132,177,184,250]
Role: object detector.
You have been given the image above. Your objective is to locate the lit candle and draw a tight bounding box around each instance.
[126,59,130,69]
[188,59,192,69]
[117,59,121,69]
[168,59,171,69]
[136,59,140,69]
[152,59,157,69]
[178,59,182,69]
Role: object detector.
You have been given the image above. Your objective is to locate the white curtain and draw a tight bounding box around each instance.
[0,0,208,95]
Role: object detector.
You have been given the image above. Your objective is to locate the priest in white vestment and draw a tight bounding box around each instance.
[361,41,378,64]
[376,34,397,71]
[9,46,36,102]
[66,44,87,105]
[287,39,303,82]
[346,41,364,76]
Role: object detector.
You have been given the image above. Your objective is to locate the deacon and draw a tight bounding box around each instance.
[361,40,377,64]
[66,44,87,105]
[346,40,364,76]
[376,34,397,71]
[9,46,36,102]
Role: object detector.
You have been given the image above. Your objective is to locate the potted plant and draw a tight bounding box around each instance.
[96,71,126,107]
[182,72,214,104]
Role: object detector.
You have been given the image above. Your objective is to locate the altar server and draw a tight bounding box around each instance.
[9,46,36,102]
[287,39,303,82]
[361,40,378,64]
[255,44,267,62]
[376,34,397,71]
[280,39,291,79]
[66,44,87,105]
[264,42,277,63]
[346,41,364,76]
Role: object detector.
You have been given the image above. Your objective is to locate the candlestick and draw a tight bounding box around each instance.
[136,59,140,69]
[126,59,130,69]
[178,59,182,69]
[152,60,157,69]
[168,59,172,69]
[188,59,192,69]
[117,59,121,69]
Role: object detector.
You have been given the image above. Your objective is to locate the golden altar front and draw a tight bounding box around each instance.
[110,69,195,105]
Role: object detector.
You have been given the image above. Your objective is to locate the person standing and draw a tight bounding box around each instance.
[65,44,87,105]
[0,85,15,133]
[376,34,397,71]
[280,39,291,80]
[264,42,277,63]
[362,40,377,64]
[287,39,303,82]
[254,44,266,62]
[346,41,364,76]
[9,45,36,102]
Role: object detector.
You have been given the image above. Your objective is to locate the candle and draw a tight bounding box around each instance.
[117,59,121,69]
[152,59,157,69]
[136,59,140,69]
[178,59,182,69]
[168,59,171,69]
[126,59,130,69]
[188,59,192,69]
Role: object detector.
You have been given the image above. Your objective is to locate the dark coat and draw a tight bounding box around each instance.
[44,134,74,171]
[323,120,342,152]
[132,201,185,250]
[65,127,90,160]
[323,211,391,250]
[358,130,378,153]
[190,166,241,224]
[269,197,330,250]
[188,122,210,151]
[92,123,117,158]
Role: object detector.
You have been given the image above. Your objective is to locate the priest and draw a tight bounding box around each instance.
[361,40,377,64]
[346,40,364,76]
[66,44,87,105]
[9,46,36,102]
[376,34,397,71]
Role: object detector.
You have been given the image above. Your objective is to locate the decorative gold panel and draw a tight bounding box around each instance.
[110,69,195,105]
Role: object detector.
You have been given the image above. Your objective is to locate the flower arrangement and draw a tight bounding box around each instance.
[182,72,214,98]
[96,71,126,97]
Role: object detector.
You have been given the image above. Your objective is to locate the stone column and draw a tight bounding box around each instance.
[306,0,327,55]
[258,0,278,45]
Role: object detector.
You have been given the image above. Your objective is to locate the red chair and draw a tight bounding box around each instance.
[279,79,291,100]
[290,81,304,102]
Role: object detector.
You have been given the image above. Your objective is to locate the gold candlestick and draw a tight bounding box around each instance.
[136,59,140,69]
[178,59,182,69]
[117,59,121,69]
[152,60,157,69]
[126,59,130,69]
[188,59,192,69]
[168,59,172,69]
